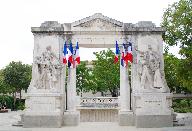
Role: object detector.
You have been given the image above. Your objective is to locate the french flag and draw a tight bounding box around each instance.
[121,44,126,67]
[127,42,133,63]
[68,43,73,66]
[75,42,80,64]
[114,41,119,64]
[62,42,67,64]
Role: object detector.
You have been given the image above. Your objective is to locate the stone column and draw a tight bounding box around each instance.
[120,60,130,111]
[63,50,80,126]
[118,45,134,126]
[67,67,76,111]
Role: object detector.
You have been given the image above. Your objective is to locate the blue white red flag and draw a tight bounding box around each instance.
[127,42,133,63]
[114,41,119,64]
[68,43,73,67]
[121,43,127,67]
[75,42,80,64]
[62,42,67,64]
[123,42,133,64]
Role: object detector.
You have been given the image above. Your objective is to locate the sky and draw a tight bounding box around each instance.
[0,0,179,69]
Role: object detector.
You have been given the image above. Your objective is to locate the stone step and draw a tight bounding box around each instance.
[12,121,23,127]
[173,122,185,126]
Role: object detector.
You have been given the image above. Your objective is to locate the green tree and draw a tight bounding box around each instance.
[3,61,32,109]
[91,49,120,97]
[164,52,188,93]
[76,61,90,96]
[0,69,14,95]
[162,0,192,91]
[0,70,8,95]
[0,69,14,110]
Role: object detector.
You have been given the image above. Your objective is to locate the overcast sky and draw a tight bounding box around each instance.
[0,0,179,69]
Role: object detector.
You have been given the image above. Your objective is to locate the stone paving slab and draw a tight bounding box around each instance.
[162,128,192,131]
[1,124,192,131]
[0,111,192,131]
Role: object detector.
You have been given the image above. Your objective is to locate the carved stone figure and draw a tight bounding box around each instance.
[34,46,63,89]
[136,45,164,92]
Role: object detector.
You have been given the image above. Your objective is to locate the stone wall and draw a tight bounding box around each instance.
[80,109,118,122]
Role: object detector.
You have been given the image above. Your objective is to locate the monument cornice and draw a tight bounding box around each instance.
[31,13,165,34]
[31,27,165,34]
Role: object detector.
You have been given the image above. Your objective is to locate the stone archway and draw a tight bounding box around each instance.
[23,13,173,128]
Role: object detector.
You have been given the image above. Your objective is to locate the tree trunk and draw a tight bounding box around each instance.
[19,90,22,100]
[13,92,16,110]
[111,92,117,97]
[110,88,118,97]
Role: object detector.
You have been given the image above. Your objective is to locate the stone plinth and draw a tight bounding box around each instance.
[135,115,172,128]
[63,111,80,126]
[118,111,134,126]
[24,114,62,128]
[23,92,63,128]
[133,93,173,128]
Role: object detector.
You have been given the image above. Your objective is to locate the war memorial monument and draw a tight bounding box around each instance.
[23,13,173,128]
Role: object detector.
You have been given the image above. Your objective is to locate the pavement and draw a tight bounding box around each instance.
[0,111,192,131]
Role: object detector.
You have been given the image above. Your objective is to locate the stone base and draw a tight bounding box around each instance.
[133,93,173,128]
[135,115,173,128]
[23,92,64,128]
[63,111,80,126]
[23,114,62,128]
[118,111,134,126]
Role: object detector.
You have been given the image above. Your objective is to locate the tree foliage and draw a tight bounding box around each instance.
[164,52,190,93]
[0,69,14,95]
[0,61,31,110]
[3,61,32,93]
[91,49,120,97]
[76,61,90,96]
[162,0,192,91]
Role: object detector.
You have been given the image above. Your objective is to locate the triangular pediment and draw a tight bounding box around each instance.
[71,13,123,28]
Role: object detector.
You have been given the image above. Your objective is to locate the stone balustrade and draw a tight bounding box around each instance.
[78,97,119,109]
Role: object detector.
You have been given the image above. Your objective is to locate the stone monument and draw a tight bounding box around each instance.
[23,13,173,128]
[23,21,66,127]
[132,29,173,127]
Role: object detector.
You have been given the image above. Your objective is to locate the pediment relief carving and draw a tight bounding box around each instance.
[71,13,123,30]
[74,18,122,29]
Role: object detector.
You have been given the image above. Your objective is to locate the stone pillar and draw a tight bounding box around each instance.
[133,34,173,128]
[23,21,66,128]
[67,67,76,111]
[120,62,130,111]
[118,46,134,126]
[63,52,80,126]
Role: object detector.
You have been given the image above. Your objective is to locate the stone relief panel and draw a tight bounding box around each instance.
[72,18,122,31]
[135,45,168,93]
[33,46,63,90]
